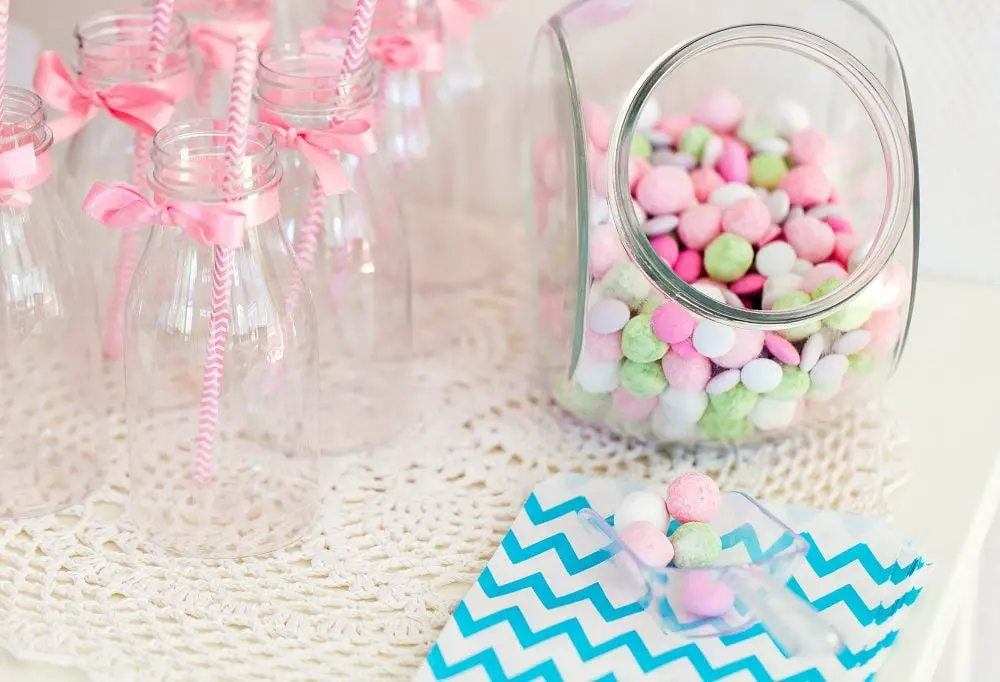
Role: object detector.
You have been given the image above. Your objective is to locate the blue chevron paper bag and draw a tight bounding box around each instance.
[415,473,927,681]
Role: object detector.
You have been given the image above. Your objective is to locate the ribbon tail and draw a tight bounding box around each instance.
[300,143,352,196]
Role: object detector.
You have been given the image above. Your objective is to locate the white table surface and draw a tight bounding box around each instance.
[3,274,999,681]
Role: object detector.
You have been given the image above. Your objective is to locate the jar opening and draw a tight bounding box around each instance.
[75,9,192,84]
[256,43,377,122]
[607,24,914,330]
[150,118,281,203]
[0,88,52,155]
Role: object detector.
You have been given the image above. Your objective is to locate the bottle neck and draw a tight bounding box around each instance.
[0,88,52,157]
[256,44,377,126]
[606,24,914,329]
[74,9,193,87]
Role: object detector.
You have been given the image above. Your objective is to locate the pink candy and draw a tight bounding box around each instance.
[589,223,628,279]
[757,225,783,246]
[612,388,659,420]
[716,137,750,183]
[635,166,696,215]
[654,114,693,140]
[865,308,902,351]
[650,234,680,267]
[662,352,712,391]
[683,571,735,618]
[673,250,703,283]
[784,215,835,263]
[834,230,860,267]
[692,88,744,133]
[671,339,701,359]
[585,329,624,362]
[714,328,765,369]
[789,129,832,167]
[629,157,650,193]
[588,150,608,198]
[619,521,675,568]
[764,332,800,365]
[721,197,771,243]
[583,101,612,151]
[677,204,723,250]
[802,261,848,294]
[729,273,765,295]
[667,472,720,524]
[651,301,695,343]
[779,164,832,207]
[689,167,725,202]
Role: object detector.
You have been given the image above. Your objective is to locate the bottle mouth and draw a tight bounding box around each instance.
[150,118,282,201]
[0,88,52,155]
[256,43,377,120]
[607,24,914,329]
[75,9,191,83]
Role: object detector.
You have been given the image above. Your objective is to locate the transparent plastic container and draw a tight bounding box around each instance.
[123,120,320,557]
[0,88,108,518]
[579,493,842,653]
[526,0,918,447]
[256,42,414,454]
[39,8,196,359]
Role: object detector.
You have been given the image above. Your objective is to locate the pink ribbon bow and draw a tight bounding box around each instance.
[0,144,46,209]
[83,182,247,248]
[190,19,272,71]
[437,0,489,41]
[371,34,445,72]
[33,51,178,142]
[258,109,378,196]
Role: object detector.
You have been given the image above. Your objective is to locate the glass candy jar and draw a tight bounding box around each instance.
[35,8,196,359]
[105,120,320,557]
[0,88,108,517]
[526,0,918,446]
[256,44,414,455]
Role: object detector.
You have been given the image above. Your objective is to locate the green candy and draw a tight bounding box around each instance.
[811,278,844,300]
[773,291,822,341]
[670,522,723,567]
[704,233,754,283]
[555,379,611,420]
[601,261,652,309]
[639,295,666,315]
[630,134,653,160]
[824,305,873,332]
[737,118,777,146]
[619,359,668,398]
[622,314,668,363]
[806,380,840,401]
[768,366,811,400]
[749,152,788,189]
[698,408,752,441]
[708,384,758,419]
[678,125,713,159]
[848,353,878,374]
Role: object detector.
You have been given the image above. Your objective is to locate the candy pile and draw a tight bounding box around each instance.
[613,472,733,619]
[565,88,908,441]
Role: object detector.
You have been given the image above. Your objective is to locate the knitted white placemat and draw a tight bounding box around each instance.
[0,271,907,681]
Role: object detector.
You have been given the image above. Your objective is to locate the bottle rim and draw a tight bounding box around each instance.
[74,8,192,84]
[0,88,53,155]
[606,23,915,330]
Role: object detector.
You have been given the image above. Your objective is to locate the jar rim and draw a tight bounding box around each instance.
[607,23,916,330]
[74,8,192,82]
[0,87,52,155]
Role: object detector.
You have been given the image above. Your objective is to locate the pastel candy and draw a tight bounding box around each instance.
[602,261,652,307]
[622,314,669,363]
[614,490,669,533]
[749,152,788,189]
[654,114,692,139]
[670,522,723,567]
[673,250,703,283]
[635,165,696,215]
[714,328,765,369]
[704,233,754,283]
[784,216,835,263]
[620,521,675,568]
[864,308,902,351]
[789,129,832,166]
[585,329,624,362]
[583,100,613,150]
[780,164,832,207]
[620,359,668,397]
[588,298,631,334]
[708,383,758,419]
[667,472,720,523]
[698,406,752,441]
[689,167,725,202]
[764,332,801,365]
[769,366,811,400]
[737,117,777,146]
[678,204,723,250]
[803,262,848,294]
[658,387,709,423]
[651,302,695,343]
[683,571,735,618]
[692,321,736,358]
[589,222,628,279]
[574,359,621,394]
[661,352,712,391]
[721,197,771,243]
[692,88,744,133]
[749,396,798,430]
[678,124,714,159]
[650,234,680,267]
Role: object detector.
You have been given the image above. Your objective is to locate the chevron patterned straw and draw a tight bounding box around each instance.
[104,0,176,359]
[0,0,9,124]
[194,31,256,485]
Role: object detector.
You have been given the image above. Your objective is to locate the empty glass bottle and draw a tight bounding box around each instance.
[0,88,108,518]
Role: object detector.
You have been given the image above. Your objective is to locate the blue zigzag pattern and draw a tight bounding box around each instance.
[799,533,925,586]
[426,602,910,681]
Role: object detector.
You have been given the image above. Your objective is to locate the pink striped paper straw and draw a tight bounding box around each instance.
[0,0,9,124]
[103,0,176,359]
[194,31,256,485]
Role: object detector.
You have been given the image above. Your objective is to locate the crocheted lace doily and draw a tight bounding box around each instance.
[0,261,908,681]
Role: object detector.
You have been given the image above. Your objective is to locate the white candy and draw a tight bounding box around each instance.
[753,138,791,156]
[632,199,648,224]
[833,329,872,355]
[786,206,805,223]
[769,99,811,137]
[792,258,814,276]
[588,298,631,334]
[650,150,674,166]
[749,397,798,431]
[856,273,902,310]
[589,281,604,303]
[762,271,806,309]
[755,241,797,278]
[741,358,783,393]
[806,204,842,220]
[763,189,791,223]
[650,410,699,440]
[706,369,742,395]
[692,321,736,358]
[809,353,849,386]
[701,135,724,168]
[642,215,679,236]
[613,490,669,533]
[693,282,727,304]
[574,359,621,394]
[590,194,610,225]
[799,332,827,372]
[659,387,709,424]
[721,288,744,308]
[849,240,875,272]
[708,182,757,208]
[806,376,842,401]
[665,152,697,170]
[647,130,673,148]
[635,98,661,131]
